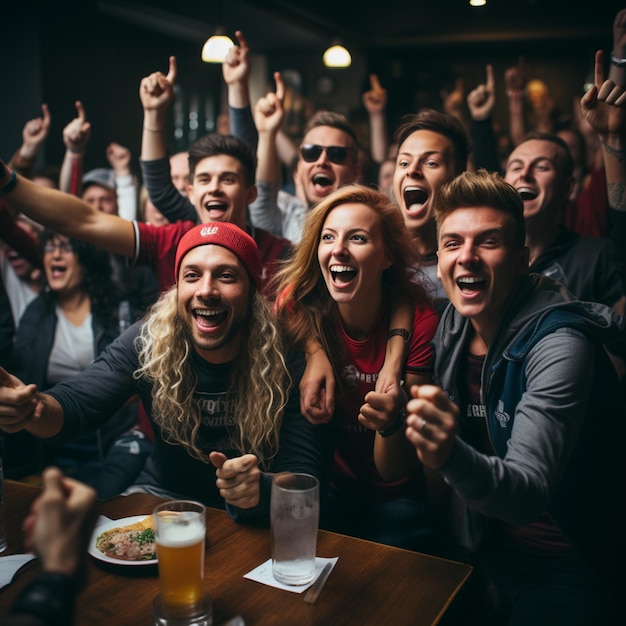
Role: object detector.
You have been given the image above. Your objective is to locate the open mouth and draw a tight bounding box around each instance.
[516,186,538,201]
[204,200,229,219]
[457,276,486,294]
[312,173,334,193]
[49,264,68,279]
[330,264,357,285]
[403,186,428,213]
[193,308,228,331]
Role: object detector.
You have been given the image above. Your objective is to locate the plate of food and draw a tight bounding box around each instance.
[89,515,158,566]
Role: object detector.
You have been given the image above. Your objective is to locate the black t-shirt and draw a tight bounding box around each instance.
[48,324,332,515]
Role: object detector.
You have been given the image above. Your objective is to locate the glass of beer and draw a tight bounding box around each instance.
[152,500,212,626]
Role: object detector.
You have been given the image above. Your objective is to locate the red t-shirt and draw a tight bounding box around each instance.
[331,304,438,502]
[561,164,607,238]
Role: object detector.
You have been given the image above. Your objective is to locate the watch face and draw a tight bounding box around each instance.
[316,75,335,96]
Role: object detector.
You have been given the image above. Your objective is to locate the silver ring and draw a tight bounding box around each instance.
[420,418,427,432]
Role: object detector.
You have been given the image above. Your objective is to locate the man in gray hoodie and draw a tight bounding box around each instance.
[405,169,624,625]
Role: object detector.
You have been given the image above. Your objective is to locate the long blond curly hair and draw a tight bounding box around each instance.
[133,286,291,469]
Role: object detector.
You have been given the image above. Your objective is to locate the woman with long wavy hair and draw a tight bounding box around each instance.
[274,184,441,551]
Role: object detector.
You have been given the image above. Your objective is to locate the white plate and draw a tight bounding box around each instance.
[89,515,158,566]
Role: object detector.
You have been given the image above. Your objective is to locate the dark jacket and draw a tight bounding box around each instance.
[13,293,138,460]
[433,273,626,594]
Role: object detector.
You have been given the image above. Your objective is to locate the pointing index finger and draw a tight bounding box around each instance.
[370,73,382,92]
[74,100,87,122]
[274,71,285,101]
[485,64,495,89]
[166,55,177,84]
[234,30,249,52]
[41,103,51,127]
[593,49,605,88]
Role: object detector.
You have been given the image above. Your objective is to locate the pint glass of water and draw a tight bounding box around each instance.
[270,473,319,585]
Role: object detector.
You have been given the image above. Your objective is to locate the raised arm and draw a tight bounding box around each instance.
[466,64,501,173]
[138,56,196,222]
[8,104,51,179]
[59,101,91,195]
[140,56,177,161]
[504,57,526,147]
[579,46,626,373]
[223,30,257,150]
[581,49,626,212]
[0,161,135,258]
[224,29,250,110]
[362,74,389,164]
[255,72,285,186]
[248,72,289,236]
[467,64,495,123]
[107,142,138,221]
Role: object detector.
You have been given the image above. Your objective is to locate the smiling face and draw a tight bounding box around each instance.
[296,126,358,207]
[504,139,573,223]
[43,235,84,295]
[177,244,251,363]
[437,206,529,341]
[392,130,458,235]
[317,202,391,315]
[188,155,257,229]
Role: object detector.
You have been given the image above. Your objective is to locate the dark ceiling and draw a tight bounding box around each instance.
[3,0,623,170]
[96,0,624,55]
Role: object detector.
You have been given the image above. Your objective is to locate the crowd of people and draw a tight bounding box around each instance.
[2,7,626,626]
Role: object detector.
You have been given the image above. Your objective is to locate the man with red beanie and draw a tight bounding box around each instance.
[0,222,330,519]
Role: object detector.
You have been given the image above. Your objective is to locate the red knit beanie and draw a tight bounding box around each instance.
[175,222,262,290]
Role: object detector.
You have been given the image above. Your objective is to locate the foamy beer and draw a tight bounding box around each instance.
[154,501,206,610]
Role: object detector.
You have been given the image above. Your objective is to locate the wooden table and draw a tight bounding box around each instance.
[0,480,472,625]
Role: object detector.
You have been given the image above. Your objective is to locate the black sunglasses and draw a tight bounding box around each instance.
[300,144,349,164]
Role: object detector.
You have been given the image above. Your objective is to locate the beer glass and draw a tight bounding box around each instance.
[270,473,319,585]
[152,500,212,625]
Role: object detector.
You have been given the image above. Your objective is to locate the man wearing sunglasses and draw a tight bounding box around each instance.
[249,75,362,244]
[215,34,361,244]
[295,112,360,205]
